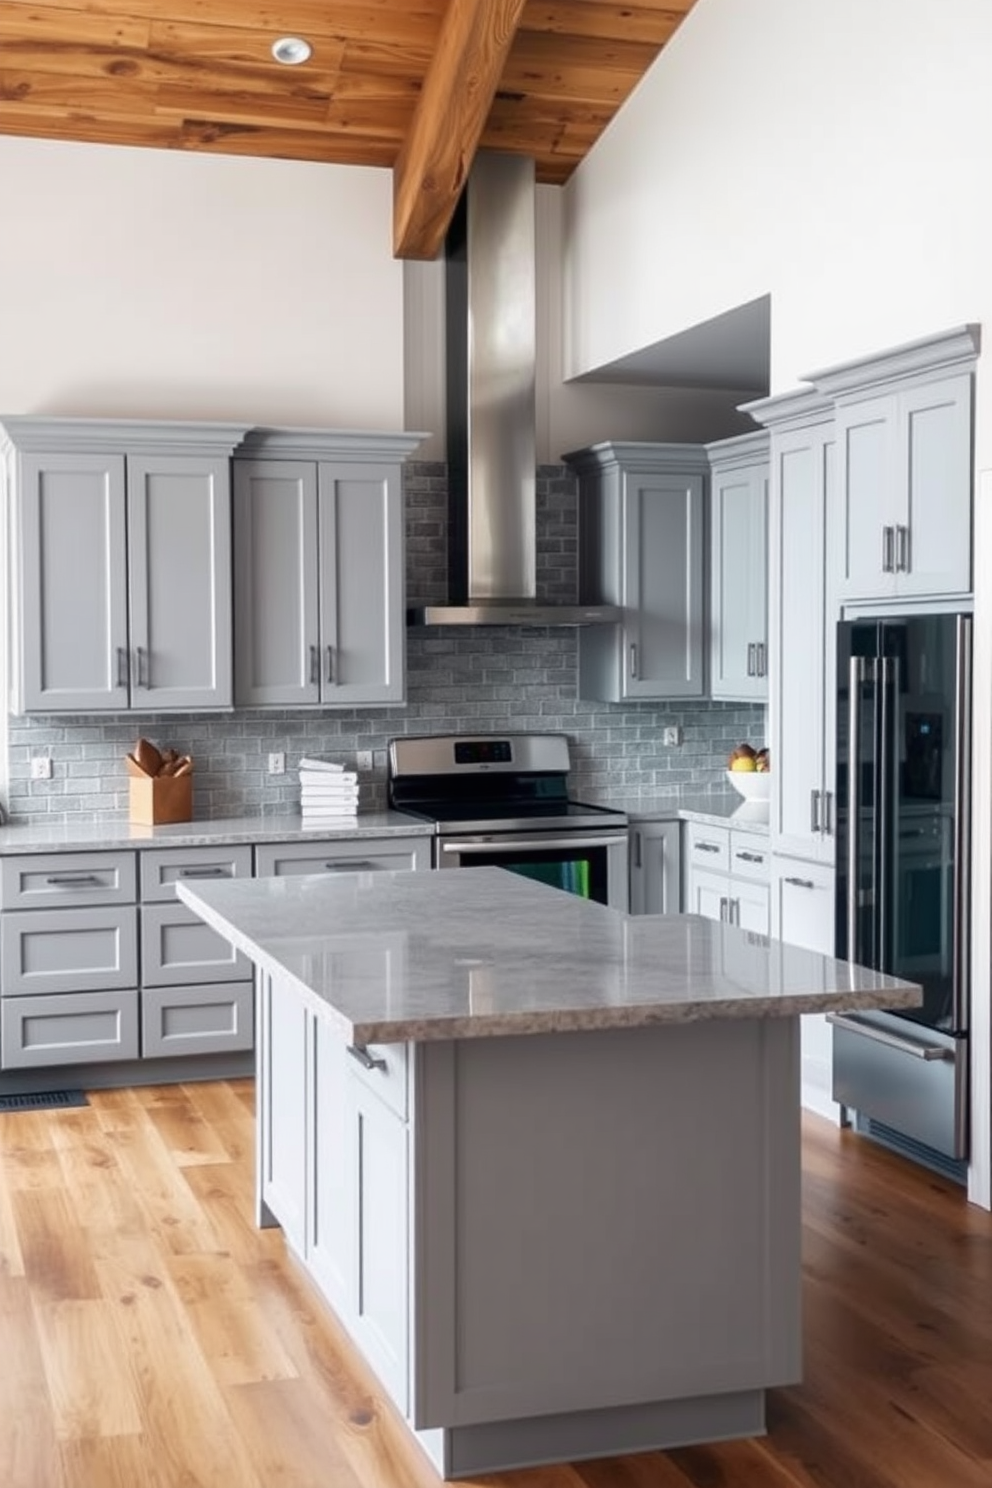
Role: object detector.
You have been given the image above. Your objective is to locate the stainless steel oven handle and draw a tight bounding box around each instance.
[847,655,864,960]
[441,834,629,854]
[826,1011,952,1062]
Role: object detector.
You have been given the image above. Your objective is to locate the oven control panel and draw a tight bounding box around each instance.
[453,739,513,765]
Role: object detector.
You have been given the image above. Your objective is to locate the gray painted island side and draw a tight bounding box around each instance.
[177,868,920,1480]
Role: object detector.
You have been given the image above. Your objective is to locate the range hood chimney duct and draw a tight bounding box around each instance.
[408,152,620,627]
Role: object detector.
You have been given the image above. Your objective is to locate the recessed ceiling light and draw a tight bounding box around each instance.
[272,36,312,65]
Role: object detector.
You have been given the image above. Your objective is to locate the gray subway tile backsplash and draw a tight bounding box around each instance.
[5,463,764,822]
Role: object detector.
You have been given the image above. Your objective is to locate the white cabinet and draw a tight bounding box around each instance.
[233,430,422,708]
[744,390,837,865]
[628,821,681,915]
[566,442,708,701]
[770,856,838,1121]
[706,431,769,701]
[683,821,770,932]
[1,418,247,714]
[810,327,978,604]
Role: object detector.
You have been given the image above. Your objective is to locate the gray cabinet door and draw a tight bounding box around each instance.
[140,903,251,987]
[710,462,768,700]
[15,452,130,713]
[141,982,253,1059]
[317,461,404,704]
[127,453,233,710]
[622,469,705,699]
[233,459,320,706]
[628,822,681,915]
[254,837,431,877]
[1,988,140,1070]
[1,905,139,996]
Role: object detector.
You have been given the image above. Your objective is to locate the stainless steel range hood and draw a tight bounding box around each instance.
[408,152,620,627]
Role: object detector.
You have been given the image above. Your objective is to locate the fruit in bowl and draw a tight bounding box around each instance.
[726,744,771,800]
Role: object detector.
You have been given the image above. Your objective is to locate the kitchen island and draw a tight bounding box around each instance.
[178,867,920,1480]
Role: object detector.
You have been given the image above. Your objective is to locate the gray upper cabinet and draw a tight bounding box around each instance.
[706,430,769,702]
[566,442,707,701]
[1,418,248,714]
[810,326,978,604]
[233,429,423,708]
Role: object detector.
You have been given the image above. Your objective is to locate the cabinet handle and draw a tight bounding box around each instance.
[756,642,766,677]
[135,646,149,688]
[45,873,102,886]
[325,860,376,871]
[747,642,756,677]
[881,525,895,573]
[895,524,910,573]
[634,831,643,870]
[629,643,638,679]
[719,896,729,921]
[346,1044,387,1073]
[731,898,741,925]
[823,790,834,835]
[326,645,335,684]
[116,646,129,688]
[694,841,721,854]
[736,850,764,864]
[309,644,320,685]
[178,866,228,879]
[810,789,821,832]
[784,876,815,889]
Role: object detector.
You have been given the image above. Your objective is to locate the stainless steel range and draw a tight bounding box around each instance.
[388,733,629,909]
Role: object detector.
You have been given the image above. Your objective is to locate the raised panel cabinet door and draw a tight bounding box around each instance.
[686,866,729,922]
[770,427,834,863]
[897,374,972,597]
[15,451,129,712]
[348,1072,410,1414]
[710,466,768,700]
[628,822,682,916]
[734,879,770,935]
[233,459,321,706]
[770,857,837,1120]
[835,394,899,601]
[317,461,405,705]
[127,454,233,710]
[622,471,705,698]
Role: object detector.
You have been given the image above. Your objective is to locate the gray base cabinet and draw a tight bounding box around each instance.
[565,442,707,701]
[233,430,422,708]
[0,418,248,714]
[628,820,682,915]
[258,972,802,1478]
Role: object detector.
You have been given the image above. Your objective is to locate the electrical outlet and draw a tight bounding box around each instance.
[268,752,286,775]
[661,726,682,747]
[30,756,53,780]
[356,750,373,771]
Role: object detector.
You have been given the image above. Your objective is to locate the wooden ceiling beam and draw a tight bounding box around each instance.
[392,0,528,261]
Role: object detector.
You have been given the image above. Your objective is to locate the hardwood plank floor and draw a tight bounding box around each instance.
[1,1082,990,1487]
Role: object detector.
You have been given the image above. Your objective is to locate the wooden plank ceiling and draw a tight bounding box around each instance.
[0,0,700,257]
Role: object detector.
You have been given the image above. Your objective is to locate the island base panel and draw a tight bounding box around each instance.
[415,1389,766,1479]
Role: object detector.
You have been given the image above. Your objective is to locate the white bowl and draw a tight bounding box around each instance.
[726,769,771,801]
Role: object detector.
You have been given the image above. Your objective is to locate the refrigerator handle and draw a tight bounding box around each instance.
[953,615,972,1032]
[847,655,865,961]
[878,653,895,972]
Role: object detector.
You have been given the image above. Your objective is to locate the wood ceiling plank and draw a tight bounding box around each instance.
[519,1,695,47]
[392,0,529,261]
[0,4,150,49]
[502,30,663,105]
[177,119,398,166]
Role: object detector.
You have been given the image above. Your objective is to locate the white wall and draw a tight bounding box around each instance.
[0,136,405,427]
[562,0,992,1206]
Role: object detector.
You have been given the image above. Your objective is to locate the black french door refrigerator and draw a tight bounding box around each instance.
[831,613,971,1169]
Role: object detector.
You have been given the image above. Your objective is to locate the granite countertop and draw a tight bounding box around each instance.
[178,867,919,1044]
[586,787,770,831]
[0,810,435,855]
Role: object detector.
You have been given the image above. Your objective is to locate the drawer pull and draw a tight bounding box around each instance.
[326,860,378,872]
[694,842,721,854]
[783,876,815,889]
[736,850,765,864]
[178,866,229,879]
[347,1044,387,1073]
[45,873,103,887]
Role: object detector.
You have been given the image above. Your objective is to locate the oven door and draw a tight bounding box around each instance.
[436,829,629,911]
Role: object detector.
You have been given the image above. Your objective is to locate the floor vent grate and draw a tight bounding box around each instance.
[0,1089,89,1113]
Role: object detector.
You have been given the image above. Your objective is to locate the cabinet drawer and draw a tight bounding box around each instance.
[345,1039,408,1121]
[729,832,770,882]
[139,844,253,903]
[684,823,730,873]
[1,851,136,910]
[142,982,254,1059]
[140,903,251,988]
[1,906,138,996]
[255,838,428,878]
[1,988,139,1069]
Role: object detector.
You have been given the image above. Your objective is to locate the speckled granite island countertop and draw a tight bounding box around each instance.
[177,865,919,1045]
